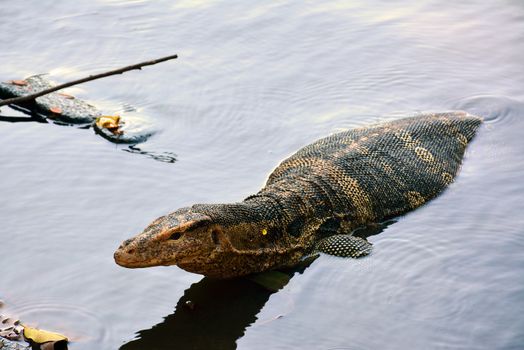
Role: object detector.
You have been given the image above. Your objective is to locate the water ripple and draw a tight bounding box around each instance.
[6,300,109,349]
[451,95,524,124]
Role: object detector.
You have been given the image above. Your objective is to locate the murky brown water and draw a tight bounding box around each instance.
[1,1,523,349]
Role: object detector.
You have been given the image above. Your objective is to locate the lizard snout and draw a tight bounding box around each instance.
[114,237,143,267]
[114,245,134,267]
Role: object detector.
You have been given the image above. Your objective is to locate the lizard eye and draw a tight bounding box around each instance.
[169,232,182,240]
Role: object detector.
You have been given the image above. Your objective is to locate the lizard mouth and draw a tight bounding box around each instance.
[113,249,177,268]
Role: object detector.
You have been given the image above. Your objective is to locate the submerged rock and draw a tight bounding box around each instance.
[0,337,29,350]
[0,75,99,124]
[0,75,155,144]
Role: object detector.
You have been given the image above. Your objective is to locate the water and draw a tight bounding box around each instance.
[1,1,523,349]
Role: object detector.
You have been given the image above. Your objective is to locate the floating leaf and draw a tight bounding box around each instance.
[9,80,27,86]
[95,115,122,135]
[22,326,67,344]
[49,107,62,115]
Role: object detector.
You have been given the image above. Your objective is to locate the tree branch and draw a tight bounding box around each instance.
[0,53,178,107]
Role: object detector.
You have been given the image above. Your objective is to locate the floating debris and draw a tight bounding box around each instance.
[95,115,122,134]
[94,114,155,144]
[1,313,68,350]
[0,75,154,145]
[23,326,68,349]
[0,75,98,124]
[0,315,23,341]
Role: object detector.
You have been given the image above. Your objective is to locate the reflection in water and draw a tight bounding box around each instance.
[0,113,47,123]
[119,277,280,350]
[352,219,396,240]
[0,104,47,123]
[119,222,393,350]
[122,145,177,164]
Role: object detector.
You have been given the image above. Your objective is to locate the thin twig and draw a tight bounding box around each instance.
[0,53,178,107]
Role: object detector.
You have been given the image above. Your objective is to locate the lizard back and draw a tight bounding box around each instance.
[259,112,482,231]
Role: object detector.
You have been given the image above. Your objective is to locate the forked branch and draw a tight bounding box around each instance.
[0,53,178,107]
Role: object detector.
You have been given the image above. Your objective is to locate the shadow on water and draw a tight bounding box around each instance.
[119,222,395,350]
[0,107,48,123]
[119,277,282,350]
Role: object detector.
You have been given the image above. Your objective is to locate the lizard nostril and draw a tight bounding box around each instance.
[127,249,135,254]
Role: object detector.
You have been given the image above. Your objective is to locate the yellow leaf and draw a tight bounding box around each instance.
[23,325,68,344]
[95,115,121,133]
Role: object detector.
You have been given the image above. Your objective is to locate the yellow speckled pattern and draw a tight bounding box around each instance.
[405,191,426,209]
[414,146,435,162]
[457,133,468,146]
[441,172,454,185]
[261,112,482,234]
[315,234,372,258]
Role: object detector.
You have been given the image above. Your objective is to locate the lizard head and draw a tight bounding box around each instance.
[114,202,299,278]
[114,207,221,271]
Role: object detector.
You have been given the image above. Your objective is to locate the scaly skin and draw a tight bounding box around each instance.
[114,112,482,278]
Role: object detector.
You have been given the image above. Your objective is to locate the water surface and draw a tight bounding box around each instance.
[1,1,523,349]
